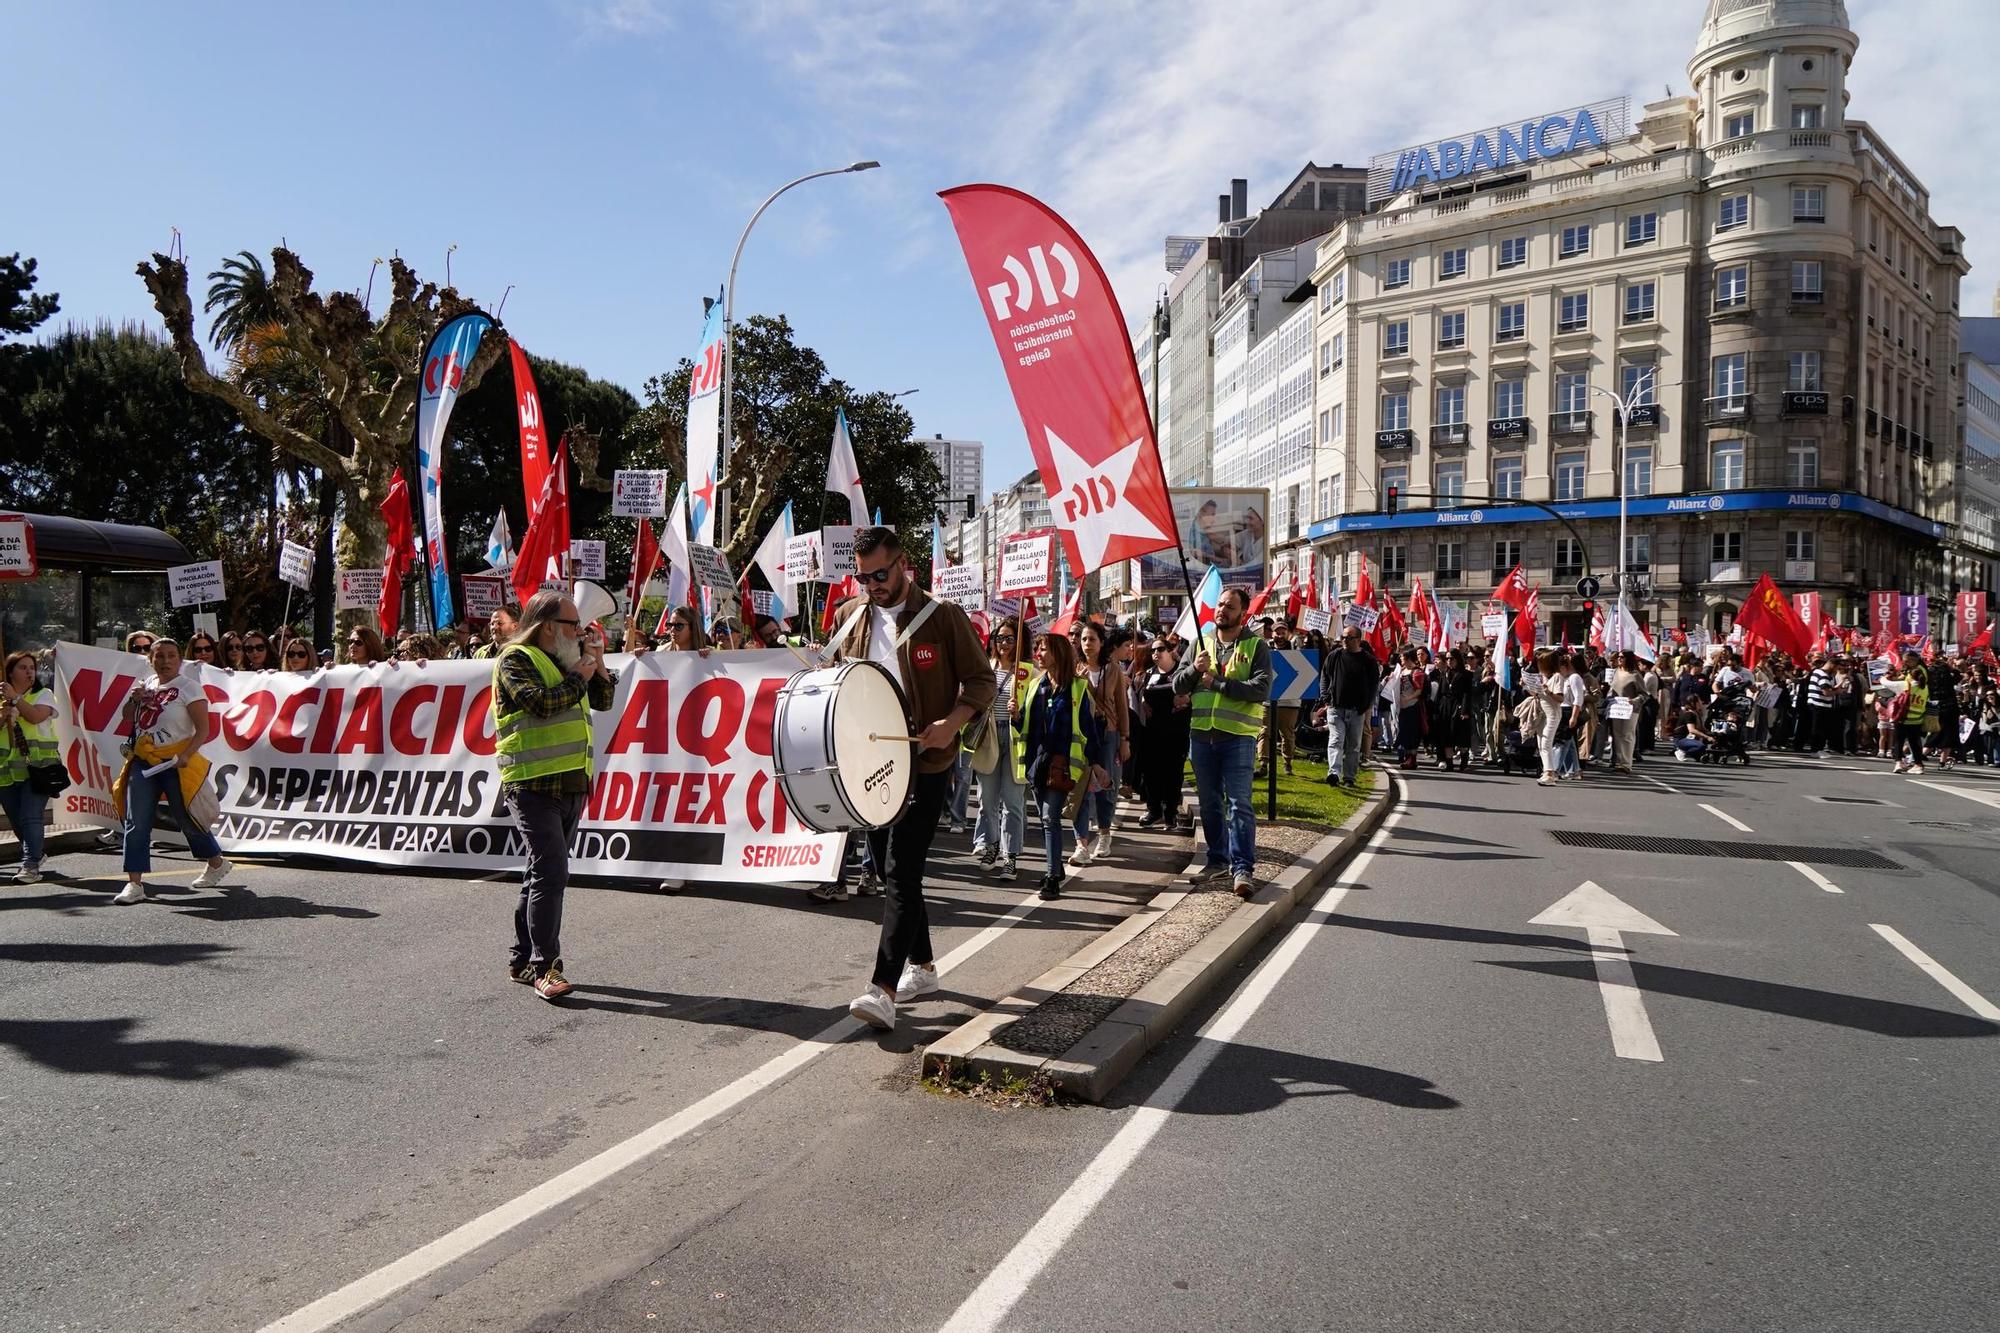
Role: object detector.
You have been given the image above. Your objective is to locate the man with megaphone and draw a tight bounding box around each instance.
[491,585,620,1001]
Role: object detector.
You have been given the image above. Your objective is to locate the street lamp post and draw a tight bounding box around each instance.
[1588,371,1683,652]
[715,160,879,549]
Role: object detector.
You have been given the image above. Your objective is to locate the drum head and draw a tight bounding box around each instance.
[830,661,914,823]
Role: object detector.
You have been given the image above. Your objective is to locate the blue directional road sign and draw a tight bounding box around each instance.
[1271,649,1320,704]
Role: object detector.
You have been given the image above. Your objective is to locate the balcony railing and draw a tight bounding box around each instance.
[1431,422,1470,448]
[1704,394,1752,422]
[1548,411,1592,436]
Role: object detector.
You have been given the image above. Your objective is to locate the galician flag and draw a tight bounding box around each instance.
[484,509,514,573]
[685,295,726,547]
[1171,565,1225,645]
[750,501,795,621]
[827,407,868,524]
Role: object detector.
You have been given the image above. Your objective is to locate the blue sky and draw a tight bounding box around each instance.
[6,0,1992,499]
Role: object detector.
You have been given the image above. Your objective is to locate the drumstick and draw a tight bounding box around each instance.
[868,732,925,744]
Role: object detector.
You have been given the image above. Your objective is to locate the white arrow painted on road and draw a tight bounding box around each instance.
[1532,881,1676,1063]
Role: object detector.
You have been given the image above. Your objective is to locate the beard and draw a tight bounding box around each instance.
[549,634,583,671]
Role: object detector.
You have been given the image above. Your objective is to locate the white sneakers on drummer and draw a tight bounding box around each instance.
[849,985,896,1030]
[897,962,940,999]
[191,859,234,889]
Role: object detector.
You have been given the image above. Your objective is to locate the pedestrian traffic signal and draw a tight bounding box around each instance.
[1582,598,1596,617]
[1384,485,1399,515]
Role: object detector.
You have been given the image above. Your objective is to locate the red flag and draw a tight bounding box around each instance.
[510,342,551,521]
[820,574,858,635]
[1246,571,1281,617]
[1494,564,1531,611]
[939,186,1177,576]
[626,519,661,624]
[1354,554,1374,611]
[1407,578,1435,641]
[1049,585,1084,635]
[1964,622,1994,658]
[378,469,415,638]
[511,442,571,608]
[1735,573,1814,663]
[1588,601,1606,651]
[1517,586,1540,651]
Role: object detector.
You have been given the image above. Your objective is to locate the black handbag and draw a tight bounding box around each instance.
[12,720,68,796]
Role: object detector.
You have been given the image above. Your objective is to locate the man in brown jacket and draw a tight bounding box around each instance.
[829,526,996,1030]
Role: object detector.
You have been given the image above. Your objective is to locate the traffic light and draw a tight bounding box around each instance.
[1582,598,1596,618]
[1384,485,1399,516]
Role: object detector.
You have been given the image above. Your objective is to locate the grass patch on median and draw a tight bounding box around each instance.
[920,1061,1064,1109]
[1185,756,1374,830]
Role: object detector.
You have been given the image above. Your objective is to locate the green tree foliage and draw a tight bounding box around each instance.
[0,253,59,337]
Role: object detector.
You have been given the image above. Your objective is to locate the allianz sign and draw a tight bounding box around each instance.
[1370,98,1630,202]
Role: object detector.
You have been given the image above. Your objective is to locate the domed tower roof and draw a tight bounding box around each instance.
[1696,0,1851,53]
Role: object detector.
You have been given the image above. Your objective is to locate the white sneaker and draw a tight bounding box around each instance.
[13,867,42,884]
[1892,761,1910,774]
[848,985,896,1031]
[896,963,940,999]
[1673,751,1687,763]
[191,859,233,889]
[1067,842,1093,868]
[1817,750,1832,759]
[1537,775,1559,786]
[113,882,148,905]
[1908,764,1925,775]
[1091,831,1114,860]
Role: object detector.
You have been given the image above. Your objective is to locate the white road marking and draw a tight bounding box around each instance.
[1633,771,1684,797]
[1787,862,1844,894]
[261,888,1052,1333]
[938,804,1406,1333]
[1531,882,1676,1064]
[1912,781,2000,812]
[1870,924,2000,1022]
[1699,802,1753,832]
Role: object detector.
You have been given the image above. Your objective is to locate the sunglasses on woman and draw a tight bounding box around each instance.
[286,648,311,661]
[188,642,215,655]
[246,641,268,653]
[670,622,691,633]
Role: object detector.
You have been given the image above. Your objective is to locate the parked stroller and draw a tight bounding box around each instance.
[1698,690,1754,765]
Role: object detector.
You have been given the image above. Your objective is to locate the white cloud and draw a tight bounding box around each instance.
[566,0,675,37]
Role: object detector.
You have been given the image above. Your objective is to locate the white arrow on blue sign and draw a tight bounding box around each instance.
[1271,649,1321,704]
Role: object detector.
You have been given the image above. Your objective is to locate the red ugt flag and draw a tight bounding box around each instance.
[1494,563,1531,611]
[1736,574,1814,662]
[510,341,551,522]
[939,186,1178,576]
[511,442,571,609]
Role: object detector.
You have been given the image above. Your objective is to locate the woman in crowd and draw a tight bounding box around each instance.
[1889,653,1929,775]
[218,632,245,670]
[184,631,220,669]
[1135,637,1192,829]
[1067,620,1127,868]
[1018,631,1106,901]
[125,629,158,656]
[282,638,318,674]
[241,630,274,671]
[1533,650,1567,787]
[1434,647,1478,772]
[345,625,388,665]
[970,617,1028,879]
[112,638,235,904]
[0,650,61,883]
[396,633,443,663]
[1394,646,1427,770]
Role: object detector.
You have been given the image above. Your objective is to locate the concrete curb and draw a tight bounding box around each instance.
[924,769,1396,1102]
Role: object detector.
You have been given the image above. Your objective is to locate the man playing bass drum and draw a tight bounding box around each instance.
[829,526,995,1031]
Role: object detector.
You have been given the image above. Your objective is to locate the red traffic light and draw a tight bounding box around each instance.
[1384,485,1400,516]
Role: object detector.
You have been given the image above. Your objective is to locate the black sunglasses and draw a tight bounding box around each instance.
[246,641,268,651]
[670,621,691,632]
[857,567,897,584]
[285,648,310,659]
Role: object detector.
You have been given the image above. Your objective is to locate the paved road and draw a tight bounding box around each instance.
[3,755,1996,1331]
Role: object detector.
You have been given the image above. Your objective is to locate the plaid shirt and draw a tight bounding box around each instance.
[493,649,617,796]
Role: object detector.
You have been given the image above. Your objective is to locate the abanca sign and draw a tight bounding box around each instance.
[1367,97,1631,204]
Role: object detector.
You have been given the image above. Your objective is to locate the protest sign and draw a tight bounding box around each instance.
[1342,601,1381,633]
[461,574,507,619]
[611,469,670,518]
[998,531,1055,595]
[934,563,984,611]
[336,568,384,611]
[168,560,225,608]
[278,540,314,590]
[0,514,35,578]
[785,532,824,583]
[820,526,857,579]
[569,540,606,581]
[1302,607,1333,634]
[686,542,737,594]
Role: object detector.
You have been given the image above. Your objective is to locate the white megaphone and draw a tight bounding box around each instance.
[573,579,618,626]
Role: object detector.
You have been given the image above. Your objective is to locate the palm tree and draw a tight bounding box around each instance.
[204,251,281,352]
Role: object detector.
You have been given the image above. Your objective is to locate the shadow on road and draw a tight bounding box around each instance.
[0,1017,304,1080]
[562,984,846,1040]
[1174,1043,1461,1113]
[1489,958,2000,1038]
[0,889,117,914]
[164,886,380,922]
[1309,911,1597,953]
[0,941,235,967]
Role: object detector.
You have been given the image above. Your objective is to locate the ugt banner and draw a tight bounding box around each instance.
[1869,590,1898,648]
[685,296,726,547]
[509,339,550,523]
[939,185,1177,576]
[1956,591,1988,646]
[415,312,494,629]
[50,644,841,883]
[1897,593,1930,640]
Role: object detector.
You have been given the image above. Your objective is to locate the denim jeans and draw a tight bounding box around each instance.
[1034,785,1066,881]
[1072,752,1120,843]
[504,787,582,973]
[1555,739,1580,777]
[1328,707,1366,783]
[0,781,50,868]
[948,749,972,826]
[123,762,222,875]
[1190,731,1257,878]
[973,727,1025,859]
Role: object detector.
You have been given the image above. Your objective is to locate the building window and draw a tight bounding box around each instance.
[1498,236,1528,269]
[1440,247,1469,280]
[1493,539,1523,574]
[1711,438,1746,490]
[1318,408,1332,443]
[1784,529,1815,562]
[1435,464,1465,507]
[1332,272,1346,304]
[1792,260,1824,301]
[1792,184,1826,223]
[1558,292,1589,332]
[1386,258,1411,289]
[1725,111,1756,139]
[1496,301,1527,341]
[1712,530,1743,564]
[1787,438,1820,486]
[1384,320,1410,357]
[1712,352,1748,407]
[1331,403,1343,441]
[1331,332,1344,366]
[1494,455,1524,500]
[1494,378,1525,419]
[1435,382,1466,425]
[1715,263,1750,309]
[1318,477,1331,517]
[1625,533,1652,571]
[1436,538,1464,583]
[1559,224,1590,259]
[1624,444,1653,496]
[1319,341,1333,377]
[1381,391,1409,430]
[1555,537,1584,577]
[1624,281,1656,324]
[1626,212,1659,247]
[1556,370,1590,415]
[1555,451,1586,501]
[1792,103,1823,129]
[1381,542,1407,584]
[1320,284,1332,314]
[1717,193,1750,232]
[1438,310,1466,350]
[1621,360,1657,405]
[1789,350,1822,392]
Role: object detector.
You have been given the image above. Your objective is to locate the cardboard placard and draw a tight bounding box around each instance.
[820,525,857,579]
[168,560,225,608]
[611,469,670,518]
[1342,601,1380,633]
[749,589,779,616]
[0,513,36,579]
[1480,612,1508,638]
[934,563,984,610]
[785,532,824,583]
[192,611,219,639]
[461,574,507,619]
[569,540,606,581]
[998,532,1055,595]
[1607,697,1636,720]
[1302,607,1333,634]
[278,540,314,590]
[686,542,737,594]
[336,568,384,611]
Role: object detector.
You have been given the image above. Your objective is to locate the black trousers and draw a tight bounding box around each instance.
[867,767,951,990]
[1812,705,1840,751]
[505,787,582,973]
[1140,723,1191,818]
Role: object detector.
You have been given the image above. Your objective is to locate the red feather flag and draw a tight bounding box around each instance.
[510,442,571,609]
[626,519,661,629]
[378,469,415,638]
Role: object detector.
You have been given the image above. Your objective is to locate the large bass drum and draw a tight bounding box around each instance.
[771,661,916,833]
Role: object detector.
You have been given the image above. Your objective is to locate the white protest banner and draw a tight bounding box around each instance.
[1342,601,1380,633]
[611,468,670,518]
[785,531,824,583]
[336,567,384,611]
[50,643,843,883]
[461,574,507,620]
[278,540,314,590]
[934,563,984,611]
[998,531,1055,595]
[569,540,606,581]
[749,589,779,617]
[0,513,36,578]
[168,560,225,608]
[686,542,737,594]
[1481,612,1508,639]
[1302,607,1333,634]
[820,525,857,579]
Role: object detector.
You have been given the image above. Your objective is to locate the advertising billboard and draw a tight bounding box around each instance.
[1134,487,1268,595]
